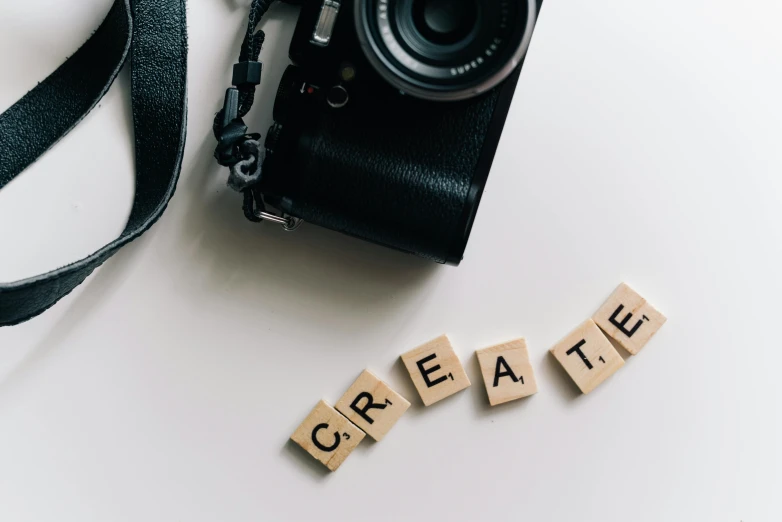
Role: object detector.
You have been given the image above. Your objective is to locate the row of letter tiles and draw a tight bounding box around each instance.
[292,285,667,470]
[291,371,412,471]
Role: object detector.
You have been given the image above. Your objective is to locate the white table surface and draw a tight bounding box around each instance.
[1,1,780,520]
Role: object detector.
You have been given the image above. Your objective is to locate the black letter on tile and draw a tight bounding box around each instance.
[609,304,646,338]
[493,356,520,387]
[417,354,448,388]
[311,423,340,452]
[566,339,593,370]
[350,392,388,424]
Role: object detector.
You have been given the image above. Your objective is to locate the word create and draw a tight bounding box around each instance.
[549,319,625,394]
[476,338,538,406]
[593,283,667,355]
[400,335,471,406]
[290,400,365,471]
[335,370,410,441]
[290,282,667,470]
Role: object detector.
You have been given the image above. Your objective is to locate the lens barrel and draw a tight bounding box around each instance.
[355,0,536,101]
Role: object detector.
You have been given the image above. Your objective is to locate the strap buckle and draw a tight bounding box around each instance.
[256,211,303,231]
[214,88,251,167]
[241,184,302,231]
[213,0,304,233]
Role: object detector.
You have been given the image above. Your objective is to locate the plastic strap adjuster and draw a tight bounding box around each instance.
[232,61,262,87]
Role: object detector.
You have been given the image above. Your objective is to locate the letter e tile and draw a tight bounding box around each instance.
[400,335,471,406]
[592,283,667,355]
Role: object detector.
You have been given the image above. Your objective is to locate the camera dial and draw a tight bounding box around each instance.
[355,0,536,101]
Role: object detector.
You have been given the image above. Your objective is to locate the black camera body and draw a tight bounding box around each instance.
[262,0,542,264]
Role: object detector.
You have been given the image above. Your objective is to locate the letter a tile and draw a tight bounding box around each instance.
[476,339,538,406]
[549,319,624,394]
[290,400,365,471]
[592,283,667,355]
[335,370,410,442]
[400,335,471,406]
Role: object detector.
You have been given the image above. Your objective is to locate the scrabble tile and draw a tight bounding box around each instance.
[335,370,411,442]
[476,338,538,406]
[549,319,624,394]
[593,283,667,355]
[401,335,471,406]
[290,400,365,471]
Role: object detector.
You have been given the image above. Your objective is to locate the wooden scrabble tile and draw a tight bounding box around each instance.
[400,335,471,406]
[476,338,538,406]
[290,400,365,471]
[593,283,667,355]
[549,319,624,394]
[335,370,410,442]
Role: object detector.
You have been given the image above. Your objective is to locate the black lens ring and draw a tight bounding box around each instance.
[365,0,517,92]
[410,0,479,46]
[355,0,537,101]
[392,0,484,68]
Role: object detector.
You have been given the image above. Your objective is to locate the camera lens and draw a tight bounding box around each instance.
[355,0,536,101]
[412,0,478,46]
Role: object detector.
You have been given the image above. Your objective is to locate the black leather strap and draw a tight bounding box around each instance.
[0,0,188,326]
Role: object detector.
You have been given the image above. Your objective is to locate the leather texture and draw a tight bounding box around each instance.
[262,0,541,264]
[264,85,502,263]
[0,0,188,326]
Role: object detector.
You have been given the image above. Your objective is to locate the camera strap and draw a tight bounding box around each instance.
[0,0,188,327]
[212,0,301,231]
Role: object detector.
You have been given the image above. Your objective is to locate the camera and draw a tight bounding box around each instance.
[261,0,542,264]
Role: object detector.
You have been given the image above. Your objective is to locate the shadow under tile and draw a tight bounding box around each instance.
[539,351,583,402]
[280,438,331,481]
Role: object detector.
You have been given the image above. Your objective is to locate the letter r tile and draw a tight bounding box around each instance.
[549,319,625,394]
[290,400,365,471]
[592,282,667,355]
[400,335,471,406]
[335,370,410,442]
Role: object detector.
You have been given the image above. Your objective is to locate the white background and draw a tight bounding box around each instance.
[1,0,780,520]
